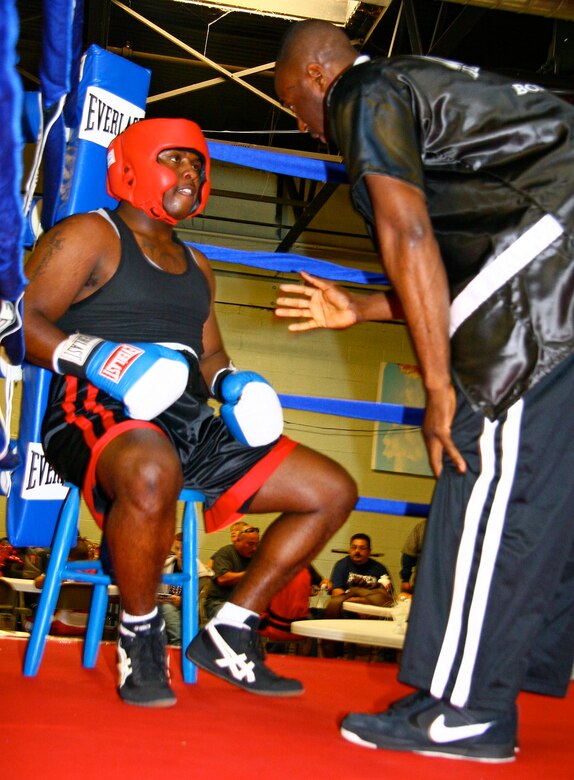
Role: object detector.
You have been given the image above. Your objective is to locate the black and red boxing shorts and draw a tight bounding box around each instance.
[41,373,297,532]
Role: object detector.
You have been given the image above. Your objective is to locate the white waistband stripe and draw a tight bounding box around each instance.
[449,214,564,337]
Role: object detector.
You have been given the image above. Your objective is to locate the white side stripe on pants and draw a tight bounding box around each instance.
[430,418,498,700]
[451,401,523,706]
[430,400,523,705]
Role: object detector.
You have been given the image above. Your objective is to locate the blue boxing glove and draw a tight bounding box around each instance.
[214,368,283,447]
[53,333,189,421]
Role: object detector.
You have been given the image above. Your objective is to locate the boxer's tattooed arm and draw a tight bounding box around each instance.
[28,227,99,290]
[27,229,65,281]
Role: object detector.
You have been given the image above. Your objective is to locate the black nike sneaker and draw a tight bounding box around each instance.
[186,614,303,696]
[117,613,176,707]
[387,689,438,715]
[340,696,516,763]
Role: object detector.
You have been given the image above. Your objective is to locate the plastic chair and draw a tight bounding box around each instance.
[22,485,204,682]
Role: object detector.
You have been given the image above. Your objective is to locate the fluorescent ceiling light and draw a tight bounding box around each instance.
[173,0,362,24]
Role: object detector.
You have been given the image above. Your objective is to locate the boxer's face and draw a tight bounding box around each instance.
[157,148,203,220]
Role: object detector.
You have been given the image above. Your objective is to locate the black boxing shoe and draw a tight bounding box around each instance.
[117,614,176,708]
[340,696,516,763]
[186,615,303,696]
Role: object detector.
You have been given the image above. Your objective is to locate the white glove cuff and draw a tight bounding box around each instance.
[52,335,75,374]
[52,333,102,374]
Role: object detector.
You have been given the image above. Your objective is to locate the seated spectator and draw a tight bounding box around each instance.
[158,532,214,645]
[399,519,427,594]
[158,532,184,646]
[323,533,394,619]
[331,533,393,594]
[203,526,259,621]
[32,537,91,590]
[206,520,248,570]
[322,533,395,659]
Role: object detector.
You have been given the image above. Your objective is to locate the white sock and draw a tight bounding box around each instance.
[121,607,158,624]
[209,601,258,629]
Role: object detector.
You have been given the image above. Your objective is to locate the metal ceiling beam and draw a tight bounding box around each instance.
[111,0,291,114]
[360,3,395,47]
[146,61,276,103]
[107,46,275,76]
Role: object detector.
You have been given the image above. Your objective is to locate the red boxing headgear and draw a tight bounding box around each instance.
[106,118,211,225]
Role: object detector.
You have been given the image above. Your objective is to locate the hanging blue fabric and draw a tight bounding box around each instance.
[40,0,85,231]
[0,0,26,366]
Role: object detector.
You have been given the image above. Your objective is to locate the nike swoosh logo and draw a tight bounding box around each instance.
[427,714,493,743]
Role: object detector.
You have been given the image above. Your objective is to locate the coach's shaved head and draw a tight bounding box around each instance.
[274,20,357,142]
[276,20,356,75]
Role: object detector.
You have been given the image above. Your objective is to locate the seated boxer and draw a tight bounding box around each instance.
[23,118,357,708]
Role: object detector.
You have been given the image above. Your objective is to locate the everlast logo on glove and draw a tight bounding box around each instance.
[99,345,144,383]
[54,333,190,420]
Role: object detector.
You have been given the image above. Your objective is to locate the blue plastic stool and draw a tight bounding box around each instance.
[23,486,205,684]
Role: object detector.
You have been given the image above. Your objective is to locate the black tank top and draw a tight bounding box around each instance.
[56,208,211,356]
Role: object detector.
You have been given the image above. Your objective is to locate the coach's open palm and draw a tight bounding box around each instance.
[275,271,358,331]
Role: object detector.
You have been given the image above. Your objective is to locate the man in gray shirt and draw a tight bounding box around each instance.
[204,527,260,620]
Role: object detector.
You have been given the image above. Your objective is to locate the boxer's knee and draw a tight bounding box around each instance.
[100,433,183,514]
[125,456,183,515]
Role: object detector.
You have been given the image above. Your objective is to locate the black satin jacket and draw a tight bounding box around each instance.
[328,56,574,419]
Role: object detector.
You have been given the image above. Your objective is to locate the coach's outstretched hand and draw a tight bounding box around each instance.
[275,271,359,331]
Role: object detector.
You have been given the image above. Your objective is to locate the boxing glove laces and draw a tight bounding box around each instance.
[212,366,283,447]
[53,333,189,421]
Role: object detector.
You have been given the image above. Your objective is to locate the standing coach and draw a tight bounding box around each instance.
[274,19,574,763]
